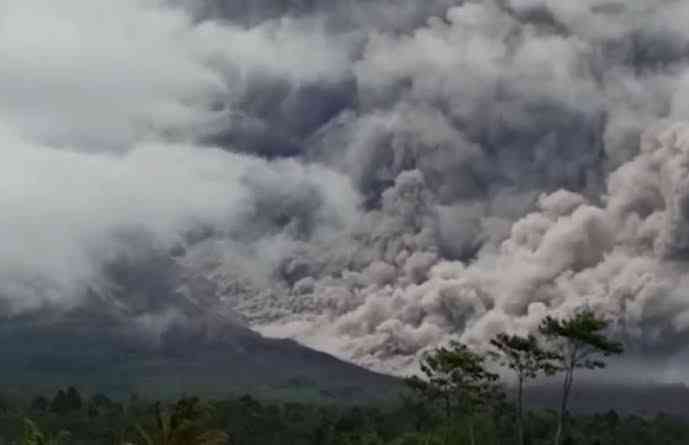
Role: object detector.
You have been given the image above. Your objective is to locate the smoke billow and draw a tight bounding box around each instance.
[5,0,689,376]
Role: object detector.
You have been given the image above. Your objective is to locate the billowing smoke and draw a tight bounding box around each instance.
[5,0,689,377]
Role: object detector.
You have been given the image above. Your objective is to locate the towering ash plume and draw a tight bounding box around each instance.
[4,0,689,376]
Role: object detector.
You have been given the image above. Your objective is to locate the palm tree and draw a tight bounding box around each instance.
[21,418,71,445]
[135,399,228,445]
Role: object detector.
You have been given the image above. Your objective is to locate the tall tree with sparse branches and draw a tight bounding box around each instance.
[491,333,557,445]
[539,309,623,445]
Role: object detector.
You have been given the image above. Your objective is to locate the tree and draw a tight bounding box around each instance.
[87,393,112,418]
[50,390,69,415]
[65,386,82,412]
[30,396,49,415]
[539,309,623,445]
[0,394,10,415]
[399,393,434,433]
[136,398,228,445]
[491,333,557,445]
[406,341,500,445]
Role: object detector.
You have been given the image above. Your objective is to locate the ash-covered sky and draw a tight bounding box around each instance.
[5,0,689,378]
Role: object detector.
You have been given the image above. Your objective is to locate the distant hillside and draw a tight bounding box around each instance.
[526,381,689,418]
[0,310,401,403]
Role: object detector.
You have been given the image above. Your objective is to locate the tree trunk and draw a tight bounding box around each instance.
[442,397,451,445]
[468,416,476,445]
[554,366,574,445]
[517,375,524,445]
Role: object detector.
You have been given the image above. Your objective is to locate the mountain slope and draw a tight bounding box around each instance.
[1,309,400,402]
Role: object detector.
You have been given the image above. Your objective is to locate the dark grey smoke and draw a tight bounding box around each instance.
[178,0,460,31]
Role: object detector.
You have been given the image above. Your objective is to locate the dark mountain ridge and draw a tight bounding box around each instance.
[0,308,399,402]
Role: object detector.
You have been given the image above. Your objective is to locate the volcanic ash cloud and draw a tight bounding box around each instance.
[253,124,689,373]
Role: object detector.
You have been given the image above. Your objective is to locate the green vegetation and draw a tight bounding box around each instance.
[406,341,501,445]
[1,310,688,444]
